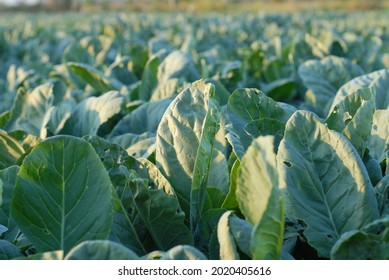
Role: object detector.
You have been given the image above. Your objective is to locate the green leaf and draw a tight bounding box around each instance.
[376,175,389,216]
[83,136,146,255]
[5,84,54,136]
[156,80,223,226]
[18,250,64,260]
[65,240,139,260]
[138,50,168,101]
[229,215,253,258]
[0,166,20,241]
[330,69,389,112]
[227,88,294,153]
[217,211,240,260]
[0,240,22,260]
[237,136,284,259]
[0,131,24,170]
[194,208,227,258]
[61,91,123,137]
[298,56,364,117]
[128,176,193,251]
[67,62,121,92]
[110,98,172,137]
[277,111,379,258]
[143,245,206,260]
[157,50,200,83]
[368,109,389,163]
[221,159,240,211]
[161,245,207,260]
[331,217,389,260]
[11,135,113,254]
[326,88,375,158]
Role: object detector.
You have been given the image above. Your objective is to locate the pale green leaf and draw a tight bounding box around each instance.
[330,69,389,112]
[298,56,364,117]
[237,136,284,259]
[156,80,224,226]
[161,245,207,260]
[326,88,375,157]
[217,211,240,260]
[227,88,293,153]
[368,109,389,163]
[65,240,139,260]
[0,131,24,170]
[277,111,379,258]
[61,91,123,137]
[5,84,54,136]
[331,217,389,260]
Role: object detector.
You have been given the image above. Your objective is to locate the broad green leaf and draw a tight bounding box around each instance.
[277,111,379,258]
[11,135,113,254]
[227,88,294,153]
[0,166,20,241]
[112,133,156,158]
[5,84,54,136]
[157,50,200,83]
[298,56,364,117]
[65,240,139,260]
[237,136,284,259]
[331,217,389,260]
[330,68,389,112]
[326,88,375,158]
[128,177,193,251]
[0,131,24,169]
[44,99,76,136]
[61,91,123,137]
[151,78,188,101]
[161,245,207,260]
[190,87,220,229]
[67,62,121,92]
[217,211,239,260]
[110,98,172,137]
[0,240,22,260]
[368,109,389,163]
[156,80,223,226]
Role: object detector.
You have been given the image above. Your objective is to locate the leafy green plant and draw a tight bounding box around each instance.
[0,11,388,260]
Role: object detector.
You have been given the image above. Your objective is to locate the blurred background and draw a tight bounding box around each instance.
[0,0,387,12]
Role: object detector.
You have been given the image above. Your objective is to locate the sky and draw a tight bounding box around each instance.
[0,0,39,6]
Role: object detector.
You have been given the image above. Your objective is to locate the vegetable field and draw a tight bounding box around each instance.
[0,11,388,260]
